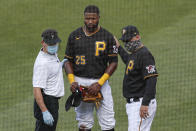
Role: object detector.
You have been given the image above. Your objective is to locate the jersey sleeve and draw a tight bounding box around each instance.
[64,34,74,63]
[142,76,157,105]
[33,64,48,89]
[118,46,129,64]
[107,36,118,63]
[141,52,158,79]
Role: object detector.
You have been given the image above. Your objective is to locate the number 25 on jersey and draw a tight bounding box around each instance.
[76,55,86,65]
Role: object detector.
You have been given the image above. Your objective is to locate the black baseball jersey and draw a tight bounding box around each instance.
[64,27,118,79]
[118,45,158,104]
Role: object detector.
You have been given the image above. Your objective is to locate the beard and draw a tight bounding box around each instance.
[84,21,99,33]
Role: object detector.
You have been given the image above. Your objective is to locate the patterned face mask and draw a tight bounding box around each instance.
[124,40,141,52]
[47,44,59,55]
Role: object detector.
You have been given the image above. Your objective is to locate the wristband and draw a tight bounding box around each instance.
[98,73,110,86]
[68,74,75,84]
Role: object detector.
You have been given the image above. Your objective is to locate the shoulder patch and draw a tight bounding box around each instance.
[146,65,156,73]
[113,45,118,53]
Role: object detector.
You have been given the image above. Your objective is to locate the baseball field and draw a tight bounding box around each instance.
[0,0,196,130]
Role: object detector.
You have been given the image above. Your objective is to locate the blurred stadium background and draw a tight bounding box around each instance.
[0,0,196,130]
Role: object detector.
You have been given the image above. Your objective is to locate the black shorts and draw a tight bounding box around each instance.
[34,93,60,131]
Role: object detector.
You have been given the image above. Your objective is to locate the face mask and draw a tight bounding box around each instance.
[124,40,141,52]
[47,44,58,55]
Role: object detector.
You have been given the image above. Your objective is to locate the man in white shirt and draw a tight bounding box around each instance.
[33,29,67,131]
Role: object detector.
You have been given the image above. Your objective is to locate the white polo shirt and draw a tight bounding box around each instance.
[33,50,65,97]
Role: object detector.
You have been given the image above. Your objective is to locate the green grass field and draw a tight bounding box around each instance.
[0,0,196,130]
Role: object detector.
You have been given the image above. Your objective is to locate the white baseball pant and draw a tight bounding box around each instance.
[74,76,116,130]
[126,98,157,131]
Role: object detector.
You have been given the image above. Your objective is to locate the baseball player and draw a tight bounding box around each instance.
[64,5,118,131]
[33,29,67,131]
[114,25,158,131]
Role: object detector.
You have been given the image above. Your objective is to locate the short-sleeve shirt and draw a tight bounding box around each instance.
[64,27,118,79]
[33,50,64,97]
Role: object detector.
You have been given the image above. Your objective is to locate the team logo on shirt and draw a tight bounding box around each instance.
[75,36,81,40]
[146,65,156,73]
[126,60,134,74]
[95,41,106,56]
[113,45,118,53]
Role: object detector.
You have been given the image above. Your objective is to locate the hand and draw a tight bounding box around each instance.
[140,105,149,119]
[70,82,79,93]
[42,110,54,126]
[88,82,101,95]
[114,36,120,48]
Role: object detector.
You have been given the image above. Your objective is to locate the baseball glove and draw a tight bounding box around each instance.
[80,85,103,109]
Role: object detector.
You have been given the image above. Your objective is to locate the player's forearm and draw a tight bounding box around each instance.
[142,77,157,106]
[64,61,74,74]
[64,61,76,84]
[105,62,118,76]
[33,87,47,112]
[98,62,117,86]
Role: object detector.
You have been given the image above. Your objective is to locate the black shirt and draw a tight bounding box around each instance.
[118,45,158,105]
[64,27,118,79]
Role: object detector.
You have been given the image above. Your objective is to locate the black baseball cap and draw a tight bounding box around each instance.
[41,29,61,45]
[119,25,139,42]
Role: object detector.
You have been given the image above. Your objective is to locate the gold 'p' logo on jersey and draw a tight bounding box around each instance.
[126,60,134,74]
[95,41,106,56]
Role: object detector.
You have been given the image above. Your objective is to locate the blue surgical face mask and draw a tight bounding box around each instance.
[47,44,59,55]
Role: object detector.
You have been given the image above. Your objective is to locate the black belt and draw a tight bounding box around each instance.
[126,97,140,103]
[41,89,61,99]
[43,93,61,99]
